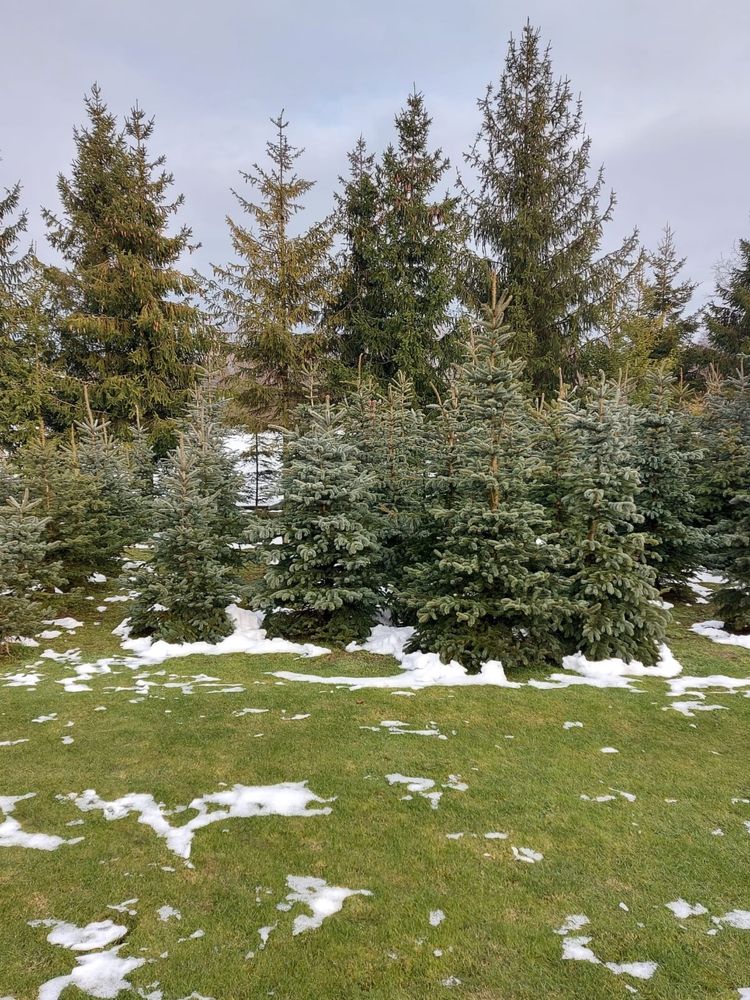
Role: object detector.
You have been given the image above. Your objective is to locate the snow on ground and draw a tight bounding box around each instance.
[665,899,708,919]
[360,719,447,739]
[65,782,334,860]
[28,916,144,1000]
[385,774,468,810]
[558,921,658,981]
[691,620,750,650]
[276,875,372,935]
[511,846,543,864]
[0,794,83,851]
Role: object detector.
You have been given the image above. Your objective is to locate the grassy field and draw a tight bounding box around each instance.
[1,581,748,1000]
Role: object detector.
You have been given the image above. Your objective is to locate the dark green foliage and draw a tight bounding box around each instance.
[330,92,467,401]
[128,410,248,642]
[401,299,568,672]
[635,368,705,597]
[559,377,666,661]
[43,87,209,451]
[251,399,382,643]
[0,491,62,652]
[705,363,750,630]
[461,23,637,392]
[644,225,698,362]
[216,112,334,428]
[705,237,750,368]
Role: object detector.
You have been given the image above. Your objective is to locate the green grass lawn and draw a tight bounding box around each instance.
[1,583,749,999]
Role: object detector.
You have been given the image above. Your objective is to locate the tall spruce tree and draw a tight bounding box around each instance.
[43,87,209,452]
[330,93,468,400]
[401,296,568,672]
[251,397,382,643]
[461,23,638,392]
[215,112,334,428]
[0,491,62,653]
[636,368,705,597]
[560,377,666,661]
[705,234,750,369]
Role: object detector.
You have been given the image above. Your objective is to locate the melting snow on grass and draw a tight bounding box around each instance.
[276,875,372,935]
[385,774,468,810]
[0,794,83,851]
[28,918,143,1000]
[360,719,447,739]
[558,916,658,981]
[65,782,334,859]
[691,620,750,651]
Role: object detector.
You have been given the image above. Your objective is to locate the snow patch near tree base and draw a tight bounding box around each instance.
[691,620,750,650]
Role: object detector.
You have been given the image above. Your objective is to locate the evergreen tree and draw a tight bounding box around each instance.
[636,368,705,597]
[43,86,209,451]
[705,234,750,368]
[0,491,62,654]
[401,297,568,672]
[643,224,698,361]
[560,377,666,662]
[216,112,334,427]
[251,398,382,643]
[460,23,638,392]
[330,93,468,400]
[128,428,247,643]
[705,362,750,630]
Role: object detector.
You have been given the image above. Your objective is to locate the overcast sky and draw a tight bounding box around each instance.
[2,0,749,308]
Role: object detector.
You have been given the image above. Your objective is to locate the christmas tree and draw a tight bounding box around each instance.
[0,491,62,653]
[215,112,334,427]
[128,417,248,642]
[401,295,568,672]
[251,397,382,643]
[560,376,666,661]
[705,236,750,369]
[330,92,467,400]
[706,362,750,630]
[635,368,705,598]
[461,22,637,392]
[43,87,209,451]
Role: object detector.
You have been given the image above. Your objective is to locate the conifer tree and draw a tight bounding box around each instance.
[643,225,698,361]
[216,112,334,427]
[401,296,568,672]
[705,234,750,368]
[43,87,209,451]
[251,397,382,643]
[460,23,637,392]
[0,491,62,653]
[330,93,468,400]
[636,368,705,597]
[128,428,247,643]
[560,377,666,661]
[705,362,750,630]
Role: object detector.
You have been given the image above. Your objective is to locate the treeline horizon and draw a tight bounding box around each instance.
[1,22,749,455]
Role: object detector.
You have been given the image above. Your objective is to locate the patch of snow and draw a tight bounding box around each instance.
[605,961,658,979]
[562,644,682,682]
[278,875,372,935]
[511,846,543,863]
[0,793,83,851]
[665,899,708,919]
[0,738,29,747]
[361,719,447,739]
[29,918,127,951]
[429,909,445,926]
[49,617,84,630]
[67,782,334,859]
[562,935,600,964]
[714,910,750,929]
[555,915,590,935]
[157,906,181,922]
[600,747,619,754]
[669,699,728,717]
[36,949,144,1000]
[563,721,583,729]
[106,899,138,917]
[691,620,750,650]
[117,605,329,666]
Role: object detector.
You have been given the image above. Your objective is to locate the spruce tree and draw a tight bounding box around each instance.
[460,23,637,392]
[43,87,209,451]
[0,491,62,653]
[215,112,334,427]
[128,428,247,643]
[643,224,698,361]
[401,297,568,672]
[251,398,382,643]
[560,377,666,662]
[705,234,750,369]
[330,93,468,400]
[636,368,705,598]
[706,362,750,630]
